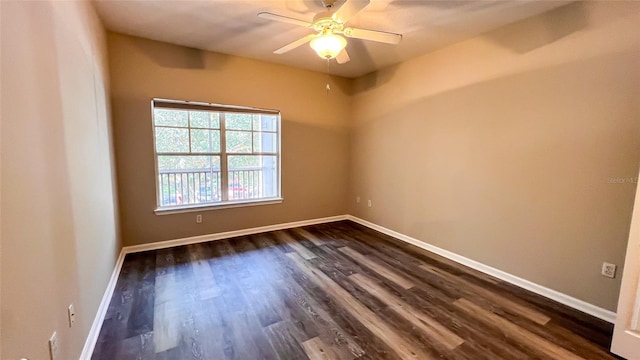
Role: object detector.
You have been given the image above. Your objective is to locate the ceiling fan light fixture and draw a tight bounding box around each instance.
[310,33,347,59]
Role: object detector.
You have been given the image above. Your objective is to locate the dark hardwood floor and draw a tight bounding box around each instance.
[92,220,618,359]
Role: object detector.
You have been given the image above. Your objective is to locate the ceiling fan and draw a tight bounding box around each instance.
[258,0,402,64]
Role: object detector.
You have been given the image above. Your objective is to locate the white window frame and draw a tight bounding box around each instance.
[152,98,282,214]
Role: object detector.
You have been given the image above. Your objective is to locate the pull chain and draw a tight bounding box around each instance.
[326,59,331,95]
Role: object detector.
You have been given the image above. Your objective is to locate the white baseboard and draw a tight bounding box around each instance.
[124,215,348,254]
[346,215,617,324]
[79,248,127,360]
[79,215,348,359]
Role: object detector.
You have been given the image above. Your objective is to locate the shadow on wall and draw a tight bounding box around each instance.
[357,46,640,148]
[351,62,398,94]
[351,2,597,98]
[132,37,230,70]
[340,39,382,91]
[487,2,589,54]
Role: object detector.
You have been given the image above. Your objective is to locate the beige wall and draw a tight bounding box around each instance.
[1,1,120,359]
[349,1,640,311]
[108,33,351,246]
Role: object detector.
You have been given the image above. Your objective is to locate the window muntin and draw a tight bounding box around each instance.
[152,100,281,210]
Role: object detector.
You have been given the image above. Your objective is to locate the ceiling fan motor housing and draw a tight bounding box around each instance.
[312,11,344,33]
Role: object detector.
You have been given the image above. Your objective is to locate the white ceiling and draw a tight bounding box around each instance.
[93,0,573,78]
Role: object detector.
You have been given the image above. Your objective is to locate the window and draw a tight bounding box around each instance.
[152,99,281,212]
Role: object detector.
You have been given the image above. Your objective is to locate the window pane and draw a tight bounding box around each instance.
[155,127,189,153]
[253,132,277,153]
[228,155,260,168]
[191,129,220,153]
[154,109,188,127]
[158,155,220,171]
[190,111,220,129]
[227,155,278,200]
[154,100,280,208]
[226,113,253,130]
[253,114,277,132]
[226,130,252,153]
[157,155,221,206]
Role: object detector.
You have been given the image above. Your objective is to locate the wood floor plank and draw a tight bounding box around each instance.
[264,320,312,360]
[190,297,228,360]
[274,276,367,359]
[153,249,181,353]
[187,243,220,300]
[543,321,618,360]
[212,240,280,360]
[296,251,431,359]
[301,337,339,360]
[231,237,283,327]
[406,284,535,359]
[92,253,143,359]
[173,245,211,360]
[115,332,154,360]
[286,252,433,360]
[338,246,415,289]
[275,230,318,260]
[420,263,551,325]
[304,224,610,359]
[288,269,408,360]
[251,235,367,360]
[454,298,584,360]
[333,222,503,286]
[493,278,615,350]
[349,272,464,350]
[93,221,618,360]
[125,252,156,338]
[293,227,327,247]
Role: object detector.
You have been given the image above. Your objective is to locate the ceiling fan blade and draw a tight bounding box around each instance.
[336,49,350,64]
[343,27,402,45]
[332,0,370,24]
[258,12,312,28]
[274,34,316,54]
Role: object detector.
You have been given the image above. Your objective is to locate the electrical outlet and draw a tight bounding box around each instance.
[68,304,75,327]
[367,200,372,207]
[356,196,360,203]
[601,262,616,278]
[196,214,202,224]
[49,332,59,360]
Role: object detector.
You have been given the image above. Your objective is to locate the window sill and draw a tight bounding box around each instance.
[154,197,283,215]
